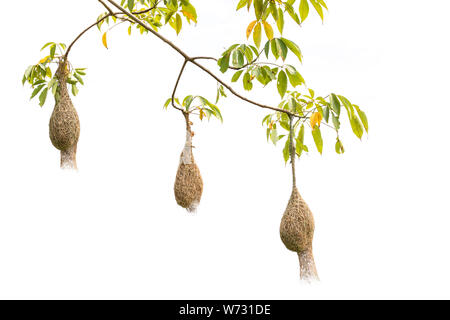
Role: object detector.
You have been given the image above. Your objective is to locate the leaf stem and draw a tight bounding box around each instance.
[171,59,188,112]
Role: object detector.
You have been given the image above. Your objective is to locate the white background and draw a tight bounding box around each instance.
[0,0,449,299]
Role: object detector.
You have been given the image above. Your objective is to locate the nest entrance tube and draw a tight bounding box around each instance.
[298,249,319,281]
[174,112,203,212]
[60,144,77,170]
[279,116,319,281]
[49,60,80,170]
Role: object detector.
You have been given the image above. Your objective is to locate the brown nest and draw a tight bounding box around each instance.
[280,186,319,281]
[49,60,80,169]
[280,187,315,252]
[174,114,203,212]
[174,155,203,212]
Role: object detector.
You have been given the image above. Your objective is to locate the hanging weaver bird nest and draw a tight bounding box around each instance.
[49,60,80,169]
[280,186,319,281]
[174,116,203,212]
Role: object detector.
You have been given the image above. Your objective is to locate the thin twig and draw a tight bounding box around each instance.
[98,0,114,15]
[132,0,161,15]
[171,59,188,112]
[64,14,111,61]
[289,115,296,188]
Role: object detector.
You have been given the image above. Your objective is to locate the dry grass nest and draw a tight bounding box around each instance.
[174,152,203,212]
[280,187,315,253]
[49,64,80,152]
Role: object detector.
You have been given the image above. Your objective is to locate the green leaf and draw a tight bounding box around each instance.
[232,70,244,82]
[163,97,172,109]
[312,126,323,154]
[40,42,54,51]
[330,93,341,116]
[270,2,278,20]
[236,0,248,10]
[323,106,330,122]
[183,95,194,110]
[73,73,84,85]
[280,38,302,63]
[270,39,279,59]
[275,38,288,61]
[128,0,135,11]
[338,95,353,111]
[30,84,45,99]
[288,97,297,112]
[318,0,328,10]
[66,78,77,85]
[285,3,300,25]
[253,22,262,48]
[350,114,364,139]
[310,0,324,21]
[71,84,79,96]
[296,124,305,156]
[262,114,272,126]
[231,49,245,68]
[49,44,56,59]
[285,65,304,87]
[181,2,197,23]
[297,124,305,144]
[51,81,59,96]
[38,87,48,107]
[24,65,34,79]
[254,0,264,19]
[277,70,287,98]
[299,0,309,22]
[332,114,340,130]
[264,40,270,59]
[335,139,345,154]
[270,128,278,145]
[277,8,284,34]
[175,13,182,35]
[218,53,230,73]
[243,72,253,91]
[207,103,223,122]
[255,67,270,86]
[354,105,369,133]
[75,69,86,76]
[243,45,254,63]
[283,138,290,164]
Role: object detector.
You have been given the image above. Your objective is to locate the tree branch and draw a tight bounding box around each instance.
[98,0,114,15]
[106,0,305,119]
[171,60,188,112]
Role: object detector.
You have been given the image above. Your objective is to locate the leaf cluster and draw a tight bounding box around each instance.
[22,43,87,107]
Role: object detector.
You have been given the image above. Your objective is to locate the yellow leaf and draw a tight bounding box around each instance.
[39,56,50,64]
[102,32,108,49]
[263,21,274,40]
[246,20,257,39]
[182,10,196,23]
[310,112,323,128]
